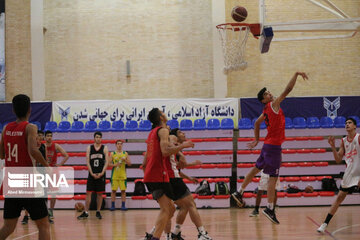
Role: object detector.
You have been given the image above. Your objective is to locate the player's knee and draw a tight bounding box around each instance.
[168,204,176,217]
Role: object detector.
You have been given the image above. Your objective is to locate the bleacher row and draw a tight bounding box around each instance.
[1,116,359,210]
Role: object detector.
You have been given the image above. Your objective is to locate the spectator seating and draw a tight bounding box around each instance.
[111,120,124,131]
[334,116,346,128]
[125,120,138,131]
[71,121,84,132]
[348,115,360,127]
[320,116,334,128]
[252,118,266,129]
[293,117,307,129]
[221,118,234,129]
[167,119,179,129]
[138,120,151,131]
[207,119,220,130]
[180,119,193,130]
[193,119,206,130]
[31,121,42,130]
[44,121,57,132]
[57,121,71,132]
[306,117,320,128]
[98,120,111,131]
[84,120,97,132]
[238,118,252,129]
[285,117,293,129]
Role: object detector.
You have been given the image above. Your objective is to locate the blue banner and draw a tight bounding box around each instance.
[240,96,360,119]
[0,102,52,130]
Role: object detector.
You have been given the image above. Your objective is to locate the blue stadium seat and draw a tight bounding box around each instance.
[84,121,97,132]
[167,119,179,130]
[348,116,360,127]
[207,119,220,130]
[44,121,57,132]
[98,120,111,131]
[293,117,307,129]
[320,116,334,128]
[285,117,293,129]
[179,119,193,130]
[111,120,124,131]
[70,121,84,132]
[252,118,266,129]
[238,118,252,129]
[306,117,320,129]
[31,121,42,130]
[221,118,234,129]
[334,116,346,128]
[57,121,71,132]
[0,123,2,133]
[125,120,138,131]
[138,120,151,131]
[193,119,206,130]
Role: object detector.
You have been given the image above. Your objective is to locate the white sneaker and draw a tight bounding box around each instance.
[198,231,212,240]
[317,223,328,233]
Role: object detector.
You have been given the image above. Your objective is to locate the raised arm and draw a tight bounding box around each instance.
[328,136,344,164]
[55,143,69,166]
[27,124,49,167]
[247,113,265,149]
[158,128,194,157]
[272,72,308,111]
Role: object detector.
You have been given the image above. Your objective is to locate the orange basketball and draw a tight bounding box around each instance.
[75,202,85,212]
[231,6,248,22]
[304,185,314,193]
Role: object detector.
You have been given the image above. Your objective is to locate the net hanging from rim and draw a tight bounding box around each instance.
[216,23,260,74]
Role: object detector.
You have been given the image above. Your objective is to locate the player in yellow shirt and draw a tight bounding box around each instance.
[109,140,131,211]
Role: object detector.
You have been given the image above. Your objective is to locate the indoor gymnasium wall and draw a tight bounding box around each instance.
[4,0,32,101]
[43,0,214,100]
[226,0,360,98]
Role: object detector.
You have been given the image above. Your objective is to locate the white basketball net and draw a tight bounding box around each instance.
[217,24,250,74]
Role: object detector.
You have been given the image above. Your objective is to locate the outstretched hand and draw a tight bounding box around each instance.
[296,72,308,80]
[328,136,336,147]
[247,140,259,149]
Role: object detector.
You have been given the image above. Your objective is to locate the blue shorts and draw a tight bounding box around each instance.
[255,144,282,177]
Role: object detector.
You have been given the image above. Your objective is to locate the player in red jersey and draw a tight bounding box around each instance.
[142,108,194,240]
[0,94,50,240]
[44,130,69,221]
[232,72,308,224]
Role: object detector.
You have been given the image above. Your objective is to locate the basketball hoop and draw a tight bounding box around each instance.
[216,23,260,73]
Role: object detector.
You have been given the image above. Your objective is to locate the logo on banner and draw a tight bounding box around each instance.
[323,97,340,119]
[58,106,71,121]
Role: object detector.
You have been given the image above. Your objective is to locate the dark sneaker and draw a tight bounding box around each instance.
[171,232,184,240]
[231,191,245,208]
[120,206,128,211]
[21,215,29,225]
[198,231,212,240]
[249,209,259,217]
[48,216,54,224]
[262,207,280,224]
[143,232,153,240]
[96,211,102,219]
[109,205,115,211]
[77,211,89,220]
[48,209,54,220]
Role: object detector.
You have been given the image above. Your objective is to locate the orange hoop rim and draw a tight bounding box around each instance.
[216,23,261,37]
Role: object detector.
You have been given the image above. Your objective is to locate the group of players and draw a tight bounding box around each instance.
[0,70,359,239]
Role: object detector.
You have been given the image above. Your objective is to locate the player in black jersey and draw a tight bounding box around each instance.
[77,131,109,220]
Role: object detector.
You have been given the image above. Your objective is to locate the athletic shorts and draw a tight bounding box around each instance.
[255,144,282,177]
[170,178,191,201]
[145,182,174,201]
[4,198,48,220]
[340,185,359,194]
[258,172,281,191]
[111,179,127,191]
[86,175,106,193]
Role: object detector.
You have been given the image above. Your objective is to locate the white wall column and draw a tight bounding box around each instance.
[212,0,227,98]
[31,0,45,101]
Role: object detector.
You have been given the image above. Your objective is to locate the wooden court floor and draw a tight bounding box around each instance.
[1,206,359,240]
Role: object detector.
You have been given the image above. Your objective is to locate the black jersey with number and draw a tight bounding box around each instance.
[89,145,105,174]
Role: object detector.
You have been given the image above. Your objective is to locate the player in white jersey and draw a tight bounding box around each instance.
[317,117,360,233]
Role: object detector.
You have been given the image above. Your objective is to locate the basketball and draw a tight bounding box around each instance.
[75,202,85,212]
[231,6,247,22]
[304,185,314,193]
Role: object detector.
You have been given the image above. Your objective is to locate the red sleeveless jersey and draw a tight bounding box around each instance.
[3,121,33,167]
[144,127,170,183]
[263,102,285,145]
[46,143,58,166]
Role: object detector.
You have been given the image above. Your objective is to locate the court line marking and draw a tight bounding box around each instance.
[12,231,38,240]
[332,223,360,235]
[306,216,339,240]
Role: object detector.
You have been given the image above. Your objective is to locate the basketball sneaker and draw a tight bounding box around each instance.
[109,205,115,211]
[198,231,212,240]
[48,216,54,224]
[249,208,259,217]
[317,223,328,233]
[121,206,128,211]
[77,211,89,220]
[21,215,29,225]
[96,211,102,219]
[142,232,153,240]
[231,191,245,208]
[48,209,54,220]
[262,207,280,224]
[171,232,184,240]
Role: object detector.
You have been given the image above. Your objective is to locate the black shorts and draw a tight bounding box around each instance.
[4,198,48,220]
[145,182,174,201]
[86,175,106,193]
[170,178,191,201]
[340,185,359,194]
